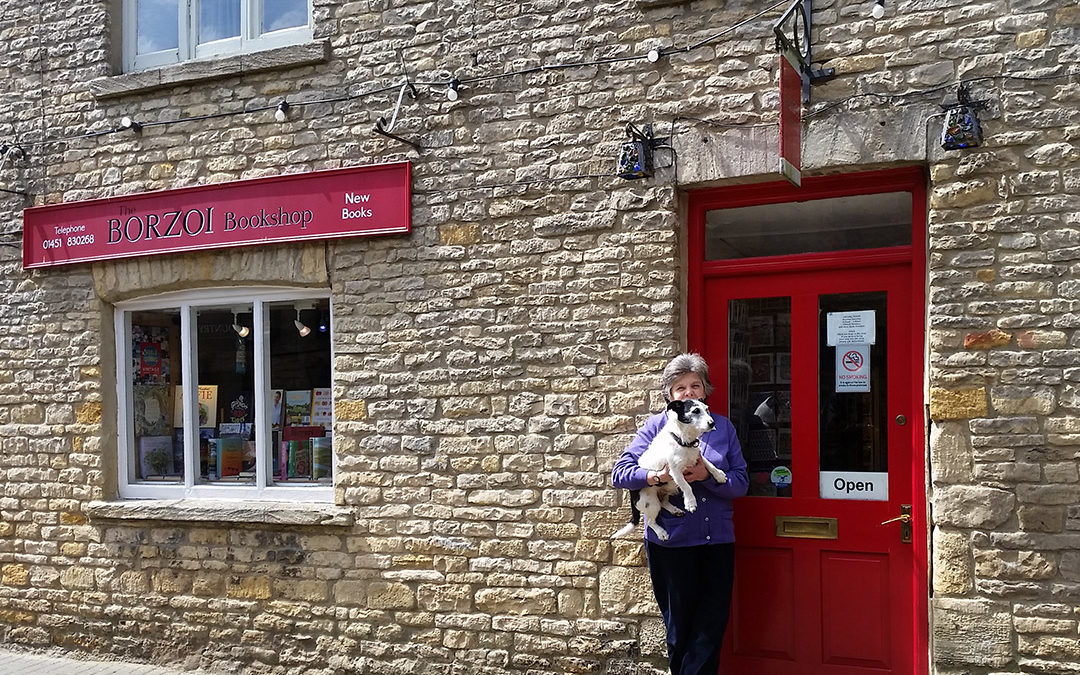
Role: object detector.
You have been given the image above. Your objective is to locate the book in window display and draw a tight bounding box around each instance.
[226,390,254,424]
[279,426,325,481]
[133,384,172,437]
[311,436,332,480]
[131,324,171,386]
[311,387,332,431]
[270,389,284,430]
[215,437,245,478]
[284,389,312,426]
[138,435,175,479]
[173,384,219,428]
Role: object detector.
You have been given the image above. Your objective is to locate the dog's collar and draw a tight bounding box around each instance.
[669,432,699,448]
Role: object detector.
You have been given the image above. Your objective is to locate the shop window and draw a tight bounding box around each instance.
[115,288,333,501]
[123,0,312,72]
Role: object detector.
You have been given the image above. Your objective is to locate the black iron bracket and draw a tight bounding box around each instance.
[372,79,423,150]
[941,83,990,111]
[773,0,835,103]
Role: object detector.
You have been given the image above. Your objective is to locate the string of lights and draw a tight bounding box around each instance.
[2,3,790,154]
[0,1,1075,201]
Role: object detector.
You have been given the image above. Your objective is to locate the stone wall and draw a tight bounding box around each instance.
[0,0,1078,673]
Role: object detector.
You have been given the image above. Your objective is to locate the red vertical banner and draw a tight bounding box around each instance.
[779,51,802,187]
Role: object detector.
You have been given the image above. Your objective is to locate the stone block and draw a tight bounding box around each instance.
[974,549,1056,580]
[1017,505,1065,532]
[598,566,655,615]
[227,575,272,600]
[366,581,415,609]
[933,485,1016,528]
[933,529,972,594]
[930,387,988,420]
[964,328,1012,349]
[59,566,96,590]
[930,422,974,483]
[418,583,472,611]
[75,401,103,424]
[932,598,1013,667]
[2,563,29,586]
[475,587,556,615]
[991,385,1056,415]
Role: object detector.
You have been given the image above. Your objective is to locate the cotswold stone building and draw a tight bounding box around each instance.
[1,0,1078,673]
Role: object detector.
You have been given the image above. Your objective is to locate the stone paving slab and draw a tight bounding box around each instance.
[0,648,212,675]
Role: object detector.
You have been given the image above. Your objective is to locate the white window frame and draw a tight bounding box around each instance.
[114,286,333,502]
[123,0,314,72]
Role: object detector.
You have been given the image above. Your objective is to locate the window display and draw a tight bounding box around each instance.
[117,288,333,500]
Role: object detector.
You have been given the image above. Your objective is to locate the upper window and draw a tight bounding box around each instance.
[115,288,333,501]
[124,0,313,71]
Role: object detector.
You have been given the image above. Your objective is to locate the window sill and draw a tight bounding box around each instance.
[89,40,330,99]
[86,498,353,527]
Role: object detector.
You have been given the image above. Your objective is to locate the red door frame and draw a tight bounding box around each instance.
[686,166,929,674]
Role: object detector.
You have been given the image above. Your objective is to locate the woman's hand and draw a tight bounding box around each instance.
[649,466,674,485]
[683,456,709,482]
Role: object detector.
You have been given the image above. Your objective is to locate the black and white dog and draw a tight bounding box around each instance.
[612,398,729,541]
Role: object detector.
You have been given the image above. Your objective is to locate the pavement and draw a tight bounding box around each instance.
[0,647,208,675]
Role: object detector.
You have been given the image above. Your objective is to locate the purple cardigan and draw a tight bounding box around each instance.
[611,411,749,547]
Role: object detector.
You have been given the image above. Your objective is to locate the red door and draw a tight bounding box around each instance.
[688,169,928,675]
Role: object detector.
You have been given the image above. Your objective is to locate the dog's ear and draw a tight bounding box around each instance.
[666,399,687,413]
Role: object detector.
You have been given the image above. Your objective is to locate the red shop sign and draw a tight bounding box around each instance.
[23,161,411,269]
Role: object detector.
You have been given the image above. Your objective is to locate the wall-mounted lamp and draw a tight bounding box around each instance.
[870,0,885,19]
[617,122,666,180]
[119,116,141,132]
[294,308,311,337]
[941,85,986,151]
[232,312,250,338]
[274,100,290,123]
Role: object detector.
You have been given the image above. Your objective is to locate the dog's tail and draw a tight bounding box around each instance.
[610,489,641,538]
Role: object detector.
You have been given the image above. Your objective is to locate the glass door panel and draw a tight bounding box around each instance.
[818,292,888,501]
[729,297,792,497]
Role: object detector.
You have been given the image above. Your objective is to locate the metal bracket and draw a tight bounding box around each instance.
[942,83,989,111]
[773,0,835,103]
[373,80,422,150]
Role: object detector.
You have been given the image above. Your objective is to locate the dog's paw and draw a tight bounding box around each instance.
[715,469,728,484]
[669,506,684,517]
[656,529,670,541]
[684,501,697,513]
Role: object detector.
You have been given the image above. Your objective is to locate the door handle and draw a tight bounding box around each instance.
[880,515,911,525]
[880,504,912,543]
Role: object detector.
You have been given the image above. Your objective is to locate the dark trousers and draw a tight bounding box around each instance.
[646,541,735,675]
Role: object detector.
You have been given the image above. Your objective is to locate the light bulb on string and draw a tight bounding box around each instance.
[274,100,290,123]
[446,79,461,102]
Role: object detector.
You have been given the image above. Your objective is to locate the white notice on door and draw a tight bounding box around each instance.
[835,344,871,393]
[826,310,876,346]
[820,471,888,501]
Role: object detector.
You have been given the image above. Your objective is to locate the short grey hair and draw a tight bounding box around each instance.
[660,352,714,402]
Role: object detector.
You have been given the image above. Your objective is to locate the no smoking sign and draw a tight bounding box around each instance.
[842,350,864,371]
[836,344,870,392]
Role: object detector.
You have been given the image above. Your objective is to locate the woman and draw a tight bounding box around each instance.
[611,353,749,675]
